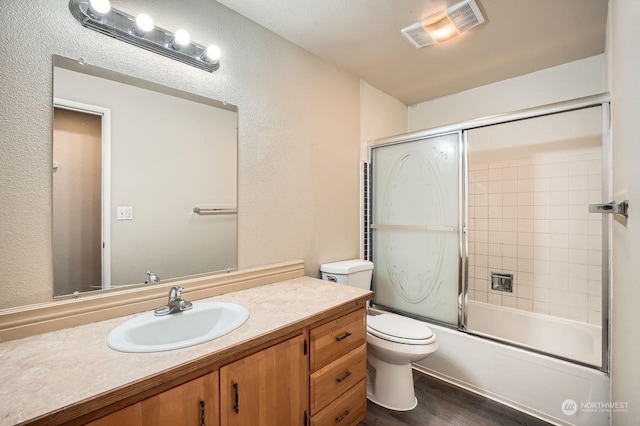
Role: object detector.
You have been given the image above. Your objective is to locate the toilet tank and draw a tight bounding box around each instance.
[320,259,373,290]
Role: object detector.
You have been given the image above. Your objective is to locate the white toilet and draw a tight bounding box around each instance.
[320,259,438,411]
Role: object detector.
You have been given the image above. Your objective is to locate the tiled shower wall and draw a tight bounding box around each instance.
[467,147,603,325]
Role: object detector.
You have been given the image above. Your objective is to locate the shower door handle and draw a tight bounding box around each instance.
[588,200,629,219]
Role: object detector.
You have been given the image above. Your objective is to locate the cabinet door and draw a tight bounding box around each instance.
[88,371,219,426]
[220,334,307,426]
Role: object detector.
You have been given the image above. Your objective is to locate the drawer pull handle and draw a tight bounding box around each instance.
[335,332,352,342]
[335,409,351,423]
[200,400,206,426]
[233,382,239,414]
[336,371,352,383]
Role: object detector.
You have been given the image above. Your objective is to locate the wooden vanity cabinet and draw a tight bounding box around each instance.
[220,333,307,426]
[71,306,368,426]
[87,371,219,426]
[309,309,367,426]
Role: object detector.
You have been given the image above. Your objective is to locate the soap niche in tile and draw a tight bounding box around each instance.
[491,272,513,292]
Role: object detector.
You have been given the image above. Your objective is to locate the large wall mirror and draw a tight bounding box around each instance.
[52,55,238,298]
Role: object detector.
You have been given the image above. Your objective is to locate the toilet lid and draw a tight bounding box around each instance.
[367,314,434,343]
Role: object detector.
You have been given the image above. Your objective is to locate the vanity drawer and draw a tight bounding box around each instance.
[310,344,366,413]
[310,379,366,426]
[310,309,366,370]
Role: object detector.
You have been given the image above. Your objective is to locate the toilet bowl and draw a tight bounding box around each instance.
[366,313,438,410]
[320,259,438,411]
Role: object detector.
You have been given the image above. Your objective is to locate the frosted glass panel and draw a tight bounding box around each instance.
[371,133,460,325]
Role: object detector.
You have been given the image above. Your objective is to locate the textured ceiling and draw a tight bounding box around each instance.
[216,0,609,105]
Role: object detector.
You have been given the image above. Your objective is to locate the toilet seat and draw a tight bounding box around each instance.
[367,313,435,345]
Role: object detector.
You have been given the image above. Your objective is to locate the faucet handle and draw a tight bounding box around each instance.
[168,286,184,300]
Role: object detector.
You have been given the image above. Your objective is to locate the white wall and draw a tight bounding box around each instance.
[0,0,361,309]
[610,0,640,423]
[408,55,605,131]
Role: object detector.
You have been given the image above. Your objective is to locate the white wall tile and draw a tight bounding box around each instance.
[534,178,551,192]
[533,301,550,315]
[468,148,601,325]
[488,255,503,269]
[550,191,569,205]
[569,176,589,191]
[503,257,518,271]
[534,246,551,261]
[550,205,569,220]
[503,180,518,193]
[588,174,602,190]
[534,233,551,247]
[503,167,518,180]
[550,234,570,249]
[488,181,503,194]
[503,295,517,309]
[488,168,503,181]
[518,179,534,192]
[534,287,550,302]
[517,298,533,312]
[488,194,503,206]
[550,176,569,191]
[550,304,570,319]
[488,292,502,305]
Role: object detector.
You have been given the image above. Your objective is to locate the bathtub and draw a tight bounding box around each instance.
[466,300,602,367]
[407,304,610,426]
[368,302,610,425]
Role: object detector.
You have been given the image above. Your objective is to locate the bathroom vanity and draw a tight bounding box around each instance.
[0,274,372,426]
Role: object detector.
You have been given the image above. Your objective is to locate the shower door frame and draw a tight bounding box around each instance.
[367,93,611,374]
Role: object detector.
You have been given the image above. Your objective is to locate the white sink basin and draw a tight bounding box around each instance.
[106,302,249,353]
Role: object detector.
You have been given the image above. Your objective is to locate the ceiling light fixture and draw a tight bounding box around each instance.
[68,0,221,72]
[401,0,485,48]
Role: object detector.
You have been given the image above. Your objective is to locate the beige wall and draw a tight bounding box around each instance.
[408,54,606,131]
[360,81,408,150]
[359,81,408,257]
[610,0,640,423]
[0,0,361,309]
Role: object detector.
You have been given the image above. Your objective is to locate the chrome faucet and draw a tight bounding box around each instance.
[154,286,193,316]
[146,271,160,283]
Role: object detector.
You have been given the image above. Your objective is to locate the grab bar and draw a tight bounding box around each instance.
[193,206,237,215]
[371,224,458,232]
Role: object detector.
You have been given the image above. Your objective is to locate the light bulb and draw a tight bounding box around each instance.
[134,13,154,34]
[174,29,191,47]
[206,45,221,62]
[89,0,111,15]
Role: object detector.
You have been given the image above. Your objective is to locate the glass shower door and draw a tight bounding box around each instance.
[370,132,462,325]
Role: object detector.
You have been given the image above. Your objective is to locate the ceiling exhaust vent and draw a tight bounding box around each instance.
[401,0,485,48]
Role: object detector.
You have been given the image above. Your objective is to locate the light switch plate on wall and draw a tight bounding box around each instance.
[116,206,133,220]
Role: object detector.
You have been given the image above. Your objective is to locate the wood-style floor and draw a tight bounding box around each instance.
[358,372,552,426]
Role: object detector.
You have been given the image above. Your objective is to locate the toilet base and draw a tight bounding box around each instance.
[367,378,417,411]
[366,354,419,411]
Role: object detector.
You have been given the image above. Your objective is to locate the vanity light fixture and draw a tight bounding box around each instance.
[401,0,485,48]
[69,0,221,72]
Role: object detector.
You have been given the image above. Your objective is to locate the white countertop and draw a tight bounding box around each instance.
[0,277,371,425]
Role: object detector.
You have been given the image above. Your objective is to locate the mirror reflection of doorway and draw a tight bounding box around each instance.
[53,106,103,295]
